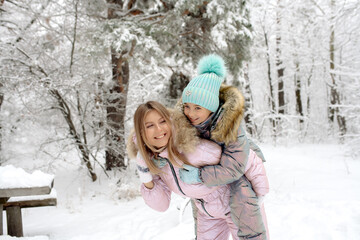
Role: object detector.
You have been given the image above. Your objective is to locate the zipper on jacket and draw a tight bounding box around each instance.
[165,159,214,218]
[196,198,214,218]
[165,159,186,196]
[210,107,224,132]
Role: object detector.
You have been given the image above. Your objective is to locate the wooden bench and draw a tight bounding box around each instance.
[2,189,57,237]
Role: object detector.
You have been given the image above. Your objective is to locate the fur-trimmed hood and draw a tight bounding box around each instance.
[211,84,245,145]
[175,84,245,146]
[126,108,200,160]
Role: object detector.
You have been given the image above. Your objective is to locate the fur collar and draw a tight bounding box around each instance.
[126,108,200,159]
[211,84,245,145]
[169,108,200,153]
[126,129,138,159]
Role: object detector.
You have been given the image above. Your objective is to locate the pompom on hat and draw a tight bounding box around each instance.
[182,54,226,112]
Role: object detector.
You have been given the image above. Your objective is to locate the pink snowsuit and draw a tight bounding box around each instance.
[175,84,270,239]
[129,138,269,240]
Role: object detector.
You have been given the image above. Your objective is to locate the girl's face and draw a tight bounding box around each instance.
[144,110,171,149]
[183,103,212,126]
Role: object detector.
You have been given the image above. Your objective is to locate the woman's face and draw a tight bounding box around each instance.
[144,110,171,149]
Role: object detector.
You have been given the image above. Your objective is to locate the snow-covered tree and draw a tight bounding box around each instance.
[0,0,106,180]
[248,0,360,149]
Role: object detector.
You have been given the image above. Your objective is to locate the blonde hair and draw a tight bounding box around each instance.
[133,101,190,174]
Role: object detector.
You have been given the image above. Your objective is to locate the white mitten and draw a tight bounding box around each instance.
[136,151,153,183]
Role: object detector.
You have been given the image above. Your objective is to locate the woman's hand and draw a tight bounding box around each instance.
[136,151,154,189]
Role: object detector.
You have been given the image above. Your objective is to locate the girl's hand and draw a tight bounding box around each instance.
[179,164,202,184]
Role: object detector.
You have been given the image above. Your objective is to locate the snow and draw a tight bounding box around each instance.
[0,236,49,240]
[1,143,360,240]
[0,237,48,240]
[0,165,54,189]
[7,189,57,203]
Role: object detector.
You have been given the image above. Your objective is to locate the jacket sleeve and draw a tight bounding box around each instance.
[184,139,222,167]
[244,150,269,196]
[200,126,249,186]
[248,138,266,162]
[140,175,172,212]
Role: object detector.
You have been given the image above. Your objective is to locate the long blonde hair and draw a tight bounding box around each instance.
[133,101,191,174]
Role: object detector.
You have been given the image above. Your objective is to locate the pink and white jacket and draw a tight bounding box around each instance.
[127,136,268,220]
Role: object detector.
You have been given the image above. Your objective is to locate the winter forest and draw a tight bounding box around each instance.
[1,0,360,240]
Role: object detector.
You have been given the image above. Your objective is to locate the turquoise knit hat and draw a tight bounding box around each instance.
[182,54,226,112]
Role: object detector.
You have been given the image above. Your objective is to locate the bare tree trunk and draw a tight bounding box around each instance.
[50,89,97,181]
[168,71,189,106]
[69,0,79,76]
[300,59,314,140]
[294,61,304,125]
[243,63,258,137]
[104,0,126,170]
[328,0,346,138]
[104,1,139,170]
[307,59,314,119]
[0,82,3,153]
[105,51,130,170]
[276,0,285,117]
[271,0,285,141]
[231,72,256,136]
[329,16,336,123]
[263,28,276,138]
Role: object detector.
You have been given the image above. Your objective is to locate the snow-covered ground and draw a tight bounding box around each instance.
[1,143,360,240]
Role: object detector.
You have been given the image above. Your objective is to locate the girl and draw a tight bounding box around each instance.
[127,101,268,240]
[178,54,269,239]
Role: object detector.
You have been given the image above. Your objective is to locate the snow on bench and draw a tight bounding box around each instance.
[0,165,56,237]
[0,165,54,190]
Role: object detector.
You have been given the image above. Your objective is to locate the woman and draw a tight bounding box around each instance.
[127,101,268,240]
